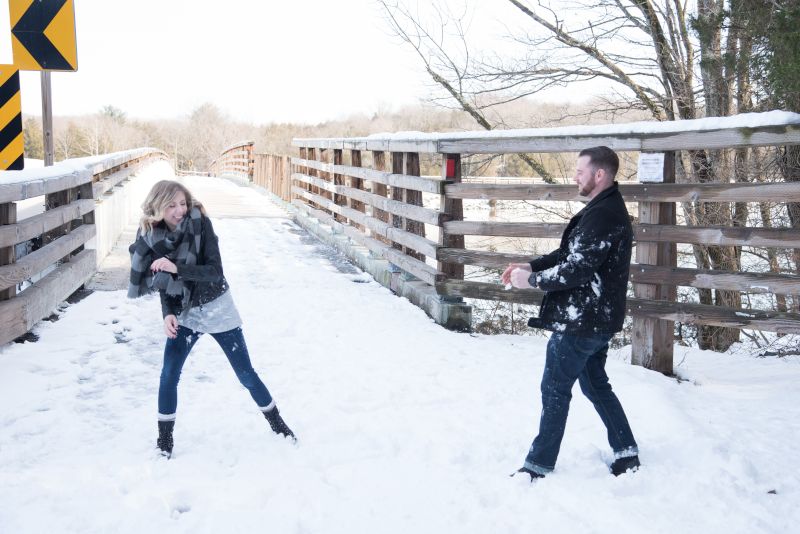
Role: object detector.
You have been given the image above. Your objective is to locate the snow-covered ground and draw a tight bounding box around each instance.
[1,188,799,533]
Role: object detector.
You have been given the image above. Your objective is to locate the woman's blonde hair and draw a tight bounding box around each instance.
[139,180,206,233]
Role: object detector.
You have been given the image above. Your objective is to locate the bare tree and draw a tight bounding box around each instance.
[378,0,554,181]
[378,0,794,351]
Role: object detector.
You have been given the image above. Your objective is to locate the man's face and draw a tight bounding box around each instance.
[574,155,600,197]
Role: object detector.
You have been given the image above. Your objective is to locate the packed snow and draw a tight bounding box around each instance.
[1,180,799,533]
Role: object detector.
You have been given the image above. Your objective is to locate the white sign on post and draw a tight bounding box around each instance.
[638,152,665,183]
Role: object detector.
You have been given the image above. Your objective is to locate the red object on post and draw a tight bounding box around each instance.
[445,157,456,178]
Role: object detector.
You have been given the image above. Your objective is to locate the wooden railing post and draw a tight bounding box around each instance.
[333,149,346,223]
[284,155,292,201]
[390,152,405,254]
[307,147,318,210]
[631,151,677,374]
[246,143,255,182]
[438,153,464,280]
[318,148,328,210]
[403,152,425,261]
[370,151,391,246]
[72,180,96,258]
[44,187,78,262]
[350,150,366,231]
[297,148,307,204]
[0,202,17,300]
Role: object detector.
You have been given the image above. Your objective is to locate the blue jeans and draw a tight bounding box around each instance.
[524,332,638,474]
[158,326,274,419]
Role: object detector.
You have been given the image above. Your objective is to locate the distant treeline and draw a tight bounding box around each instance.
[22,99,645,176]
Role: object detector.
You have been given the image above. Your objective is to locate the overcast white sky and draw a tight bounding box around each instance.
[2,0,449,124]
[1,0,591,125]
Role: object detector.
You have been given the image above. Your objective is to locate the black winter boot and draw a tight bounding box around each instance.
[610,455,640,476]
[263,407,296,442]
[157,420,175,458]
[511,467,545,482]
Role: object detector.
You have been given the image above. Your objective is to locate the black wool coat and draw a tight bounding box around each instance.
[127,216,230,318]
[527,183,632,335]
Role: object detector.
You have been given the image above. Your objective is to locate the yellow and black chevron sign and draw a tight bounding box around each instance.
[0,66,24,171]
[10,0,78,71]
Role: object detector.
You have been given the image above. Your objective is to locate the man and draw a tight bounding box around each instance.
[501,146,639,481]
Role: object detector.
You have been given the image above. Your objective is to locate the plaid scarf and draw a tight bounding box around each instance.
[127,207,203,312]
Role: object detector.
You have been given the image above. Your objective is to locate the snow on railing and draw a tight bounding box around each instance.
[0,148,167,345]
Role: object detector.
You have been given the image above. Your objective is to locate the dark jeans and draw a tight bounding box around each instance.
[524,332,638,474]
[158,326,273,418]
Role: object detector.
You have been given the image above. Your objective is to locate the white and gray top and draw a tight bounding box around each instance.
[178,290,243,334]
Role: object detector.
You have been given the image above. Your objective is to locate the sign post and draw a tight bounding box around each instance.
[41,70,53,164]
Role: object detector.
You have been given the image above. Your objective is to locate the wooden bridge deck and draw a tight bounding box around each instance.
[88,176,288,291]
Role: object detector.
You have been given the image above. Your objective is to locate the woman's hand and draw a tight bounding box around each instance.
[501,263,531,285]
[150,257,177,274]
[164,315,178,339]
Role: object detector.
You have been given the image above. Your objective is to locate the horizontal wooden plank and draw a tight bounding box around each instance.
[443,221,566,239]
[93,166,138,197]
[635,223,800,248]
[383,247,442,285]
[0,199,95,248]
[438,249,800,294]
[293,198,390,259]
[291,172,338,194]
[340,164,444,195]
[291,199,442,285]
[292,158,444,194]
[344,184,446,226]
[0,170,92,203]
[443,220,800,248]
[0,149,165,203]
[293,187,438,258]
[292,188,439,258]
[0,248,96,345]
[88,148,167,176]
[291,139,345,150]
[436,279,544,305]
[627,298,800,334]
[292,172,446,226]
[294,114,800,155]
[630,265,800,294]
[0,225,95,291]
[445,181,800,202]
[437,248,533,270]
[291,198,345,231]
[436,127,800,154]
[436,279,800,333]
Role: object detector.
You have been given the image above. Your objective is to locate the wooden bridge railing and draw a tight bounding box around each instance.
[253,153,292,200]
[208,141,254,181]
[0,148,167,345]
[292,111,800,373]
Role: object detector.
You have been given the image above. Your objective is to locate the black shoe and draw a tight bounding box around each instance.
[156,420,174,458]
[264,407,296,442]
[610,455,640,476]
[511,467,545,481]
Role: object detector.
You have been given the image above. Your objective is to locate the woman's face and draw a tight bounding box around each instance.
[163,191,188,230]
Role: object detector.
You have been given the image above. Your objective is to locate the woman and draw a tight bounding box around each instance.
[128,180,295,458]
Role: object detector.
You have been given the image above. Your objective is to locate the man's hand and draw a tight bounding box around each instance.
[151,257,177,274]
[501,263,531,285]
[164,315,178,339]
[510,268,534,289]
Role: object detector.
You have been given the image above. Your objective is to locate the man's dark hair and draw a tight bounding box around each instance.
[578,146,619,179]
